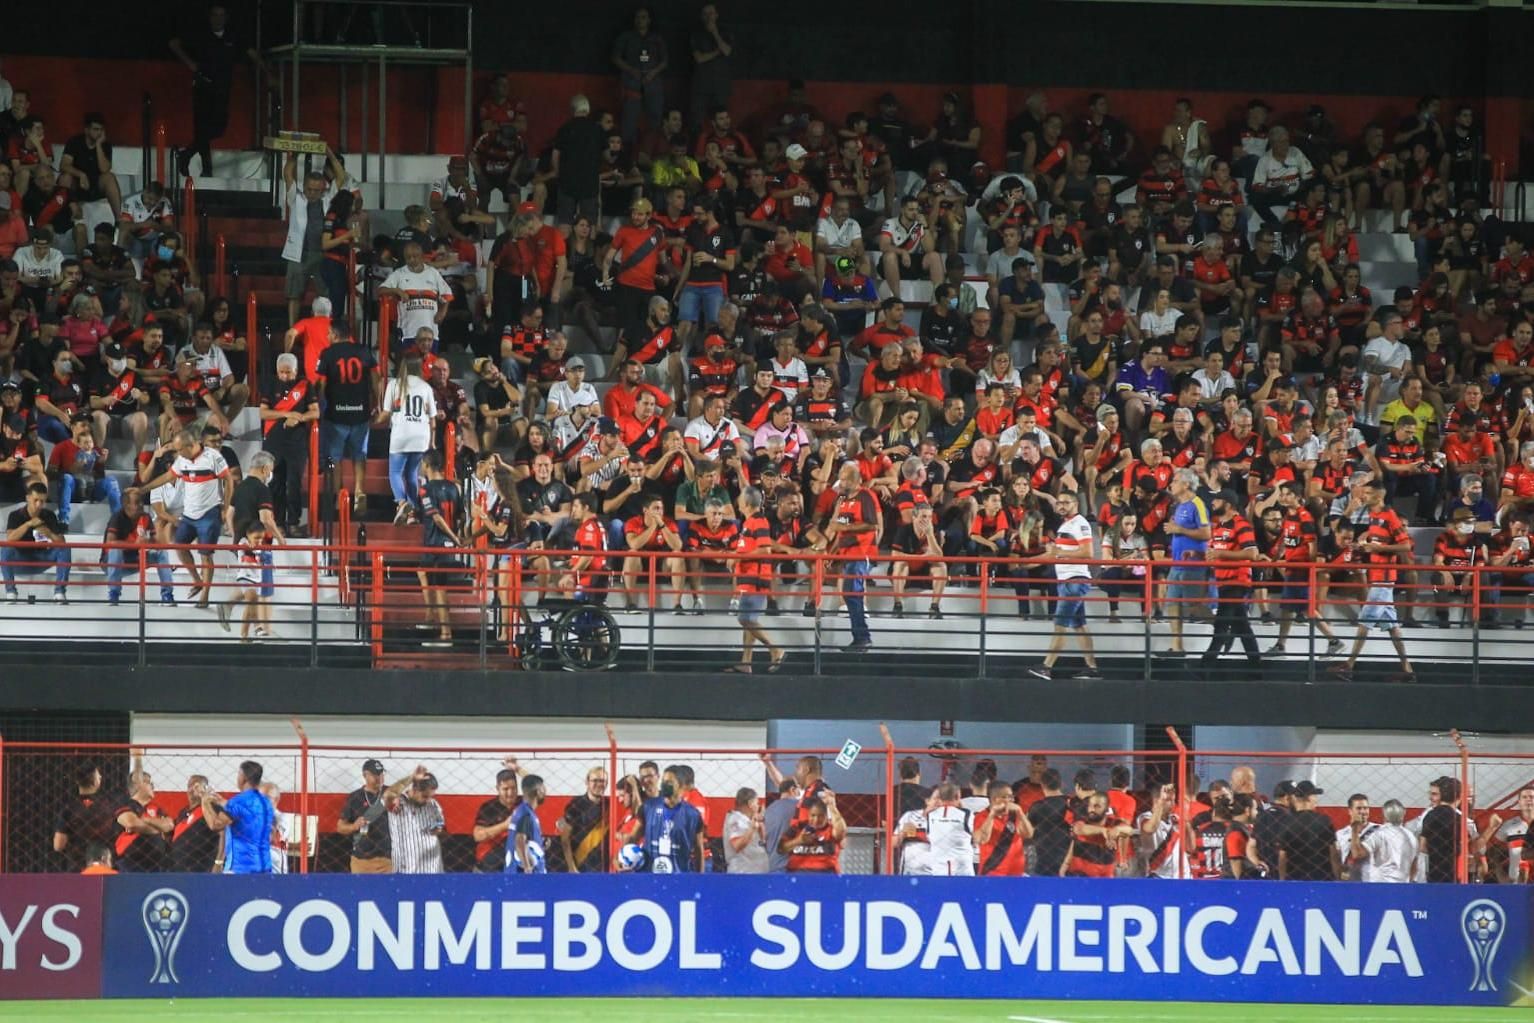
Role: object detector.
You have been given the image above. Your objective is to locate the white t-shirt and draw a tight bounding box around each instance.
[1053,514,1094,579]
[384,376,437,453]
[1191,368,1236,401]
[1359,823,1417,883]
[381,265,453,340]
[545,379,599,417]
[997,424,1055,456]
[1337,823,1379,881]
[723,809,769,874]
[816,215,861,252]
[770,357,808,401]
[880,217,925,253]
[1140,308,1180,339]
[180,344,233,391]
[171,447,230,520]
[986,247,1035,282]
[1136,810,1184,879]
[15,247,64,287]
[1252,149,1315,198]
[896,809,932,876]
[1494,815,1530,880]
[120,193,174,238]
[975,367,1022,395]
[430,177,476,206]
[269,807,289,875]
[924,805,975,876]
[684,414,740,456]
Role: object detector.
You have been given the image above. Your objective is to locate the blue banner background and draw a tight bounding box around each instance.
[101,875,1534,1005]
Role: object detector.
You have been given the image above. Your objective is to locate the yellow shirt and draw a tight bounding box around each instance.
[650,156,700,189]
[1378,398,1437,444]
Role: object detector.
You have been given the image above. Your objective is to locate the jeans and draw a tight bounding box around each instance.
[57,474,122,526]
[36,415,71,444]
[106,546,174,601]
[842,557,872,644]
[2,546,71,590]
[389,451,425,506]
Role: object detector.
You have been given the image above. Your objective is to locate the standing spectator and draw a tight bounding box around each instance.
[204,760,276,875]
[1351,798,1418,883]
[729,485,784,672]
[278,156,341,326]
[824,461,877,652]
[52,764,118,872]
[378,241,452,350]
[1026,492,1101,680]
[723,787,768,874]
[1277,780,1341,880]
[974,780,1031,876]
[688,5,733,130]
[145,427,231,609]
[170,775,220,874]
[1419,775,1465,884]
[1490,786,1533,883]
[385,767,446,875]
[112,770,172,873]
[226,450,283,548]
[3,481,70,603]
[79,845,116,875]
[1026,768,1073,878]
[337,759,392,874]
[380,356,436,526]
[260,781,289,875]
[639,765,707,873]
[552,95,607,229]
[1335,793,1375,881]
[762,777,800,874]
[169,4,269,177]
[59,113,123,221]
[416,453,462,648]
[282,298,335,384]
[507,774,550,874]
[316,326,380,508]
[1330,481,1416,681]
[557,767,610,873]
[613,8,668,144]
[259,353,318,536]
[1160,468,1211,657]
[1202,489,1261,666]
[471,763,521,873]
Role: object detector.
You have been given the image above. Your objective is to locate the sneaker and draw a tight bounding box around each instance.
[159,591,176,606]
[4,589,17,603]
[53,589,67,605]
[690,598,706,616]
[1387,670,1416,684]
[672,603,686,615]
[727,597,739,614]
[622,602,639,615]
[801,601,817,617]
[1325,638,1344,656]
[892,599,905,619]
[1072,668,1103,680]
[217,602,232,632]
[928,605,943,620]
[1025,665,1053,681]
[1264,642,1285,656]
[1152,648,1186,659]
[107,591,121,606]
[842,639,872,653]
[393,502,411,526]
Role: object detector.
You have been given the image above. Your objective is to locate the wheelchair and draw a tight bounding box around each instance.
[511,598,621,672]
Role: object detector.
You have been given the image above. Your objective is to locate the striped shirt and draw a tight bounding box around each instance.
[389,794,446,874]
[1053,514,1094,579]
[171,447,229,519]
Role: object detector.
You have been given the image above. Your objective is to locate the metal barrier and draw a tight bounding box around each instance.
[3,543,1534,679]
[3,729,1515,882]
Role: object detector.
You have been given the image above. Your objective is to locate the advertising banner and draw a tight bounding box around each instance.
[93,875,1534,1006]
[0,875,103,999]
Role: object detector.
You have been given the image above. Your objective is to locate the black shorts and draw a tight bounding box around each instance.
[420,550,460,571]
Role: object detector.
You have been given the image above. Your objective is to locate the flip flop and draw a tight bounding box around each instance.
[723,664,753,674]
[767,654,786,673]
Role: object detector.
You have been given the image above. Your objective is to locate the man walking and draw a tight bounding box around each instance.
[1202,489,1260,667]
[824,463,878,652]
[1330,481,1416,682]
[1160,468,1211,657]
[1027,492,1101,680]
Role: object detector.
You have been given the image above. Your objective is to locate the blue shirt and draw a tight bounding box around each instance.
[223,788,275,875]
[641,797,704,874]
[1114,360,1170,398]
[506,802,546,874]
[1170,496,1209,562]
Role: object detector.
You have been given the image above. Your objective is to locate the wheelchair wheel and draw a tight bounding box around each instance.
[513,625,547,671]
[554,605,621,671]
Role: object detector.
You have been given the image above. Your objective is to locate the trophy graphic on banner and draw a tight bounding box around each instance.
[141,888,190,985]
[1461,898,1506,993]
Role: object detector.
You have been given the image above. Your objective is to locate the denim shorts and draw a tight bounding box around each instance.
[1054,579,1091,629]
[324,420,371,462]
[737,591,768,623]
[677,283,725,327]
[173,509,222,546]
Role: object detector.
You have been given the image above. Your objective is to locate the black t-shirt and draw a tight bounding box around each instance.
[230,476,273,537]
[419,478,460,548]
[317,342,378,424]
[553,117,607,199]
[684,222,734,286]
[53,791,120,868]
[896,781,929,817]
[184,26,244,88]
[112,796,169,873]
[339,787,391,858]
[518,476,573,517]
[7,506,63,550]
[63,134,111,185]
[1420,804,1462,883]
[1239,251,1285,292]
[1277,808,1336,880]
[919,306,962,357]
[557,794,607,873]
[171,804,220,873]
[473,797,515,872]
[474,378,514,423]
[1028,794,1073,877]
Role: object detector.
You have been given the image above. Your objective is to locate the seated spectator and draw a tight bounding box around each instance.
[47,414,122,530]
[3,481,70,602]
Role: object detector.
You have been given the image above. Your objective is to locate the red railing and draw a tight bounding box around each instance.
[182,176,197,266]
[345,245,358,332]
[2,731,1517,879]
[378,294,396,368]
[245,291,260,400]
[336,488,353,605]
[306,421,321,534]
[1492,158,1507,214]
[444,421,457,482]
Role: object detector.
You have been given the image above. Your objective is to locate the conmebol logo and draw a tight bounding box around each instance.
[1461,899,1505,993]
[141,889,189,985]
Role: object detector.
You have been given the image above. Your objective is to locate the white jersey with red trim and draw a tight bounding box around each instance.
[880,216,926,254]
[1495,815,1531,879]
[171,447,229,519]
[381,265,453,340]
[1052,513,1094,579]
[1136,809,1185,879]
[924,804,975,876]
[896,809,932,876]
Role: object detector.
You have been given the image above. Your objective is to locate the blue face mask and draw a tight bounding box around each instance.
[947,296,958,310]
[156,245,175,262]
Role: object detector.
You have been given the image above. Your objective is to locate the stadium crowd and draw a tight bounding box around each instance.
[1,9,1533,673]
[46,751,1534,884]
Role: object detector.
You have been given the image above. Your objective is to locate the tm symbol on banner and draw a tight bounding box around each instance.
[1413,911,1429,920]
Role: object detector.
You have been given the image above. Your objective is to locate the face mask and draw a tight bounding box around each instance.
[1455,523,1474,536]
[659,782,676,799]
[947,296,958,310]
[109,358,127,375]
[156,245,175,262]
[55,360,72,374]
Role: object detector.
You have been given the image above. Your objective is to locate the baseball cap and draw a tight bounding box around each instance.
[705,334,726,349]
[1096,402,1117,420]
[472,356,497,375]
[362,759,386,775]
[517,200,540,215]
[1293,780,1324,797]
[785,143,808,161]
[565,355,586,372]
[811,366,830,379]
[103,342,127,360]
[1273,780,1297,799]
[597,416,619,436]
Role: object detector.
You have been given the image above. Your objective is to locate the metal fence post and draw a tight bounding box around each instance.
[1166,726,1188,879]
[880,723,895,875]
[292,717,310,875]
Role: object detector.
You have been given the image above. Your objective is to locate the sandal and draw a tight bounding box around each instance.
[723,664,753,674]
